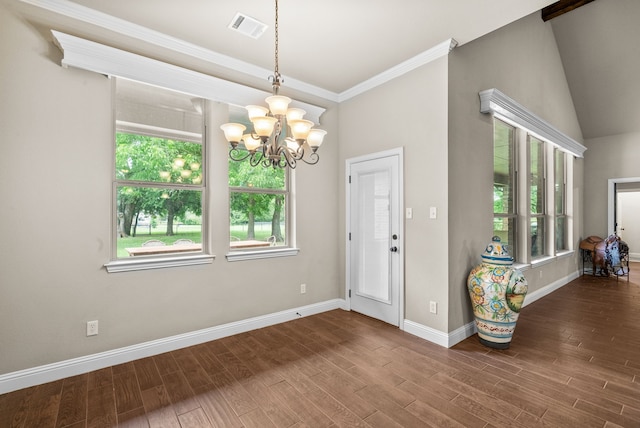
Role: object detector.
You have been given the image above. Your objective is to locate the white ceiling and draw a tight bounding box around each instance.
[15,0,640,140]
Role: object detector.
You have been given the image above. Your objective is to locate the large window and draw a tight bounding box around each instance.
[492,119,572,264]
[493,120,517,257]
[114,79,205,259]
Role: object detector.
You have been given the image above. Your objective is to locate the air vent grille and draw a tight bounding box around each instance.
[228,13,267,39]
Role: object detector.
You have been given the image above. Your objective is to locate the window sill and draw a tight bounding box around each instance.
[531,256,556,268]
[513,262,531,272]
[104,254,215,273]
[513,250,576,273]
[226,247,300,262]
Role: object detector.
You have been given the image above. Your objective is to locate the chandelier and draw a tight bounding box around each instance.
[220,0,326,169]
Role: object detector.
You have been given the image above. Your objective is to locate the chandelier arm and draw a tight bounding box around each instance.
[281,152,296,169]
[229,148,252,162]
[300,151,320,165]
[249,152,264,167]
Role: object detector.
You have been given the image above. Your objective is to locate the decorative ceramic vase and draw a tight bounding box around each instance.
[467,236,528,349]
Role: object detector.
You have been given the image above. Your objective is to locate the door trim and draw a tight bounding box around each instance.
[346,147,404,330]
[608,177,640,235]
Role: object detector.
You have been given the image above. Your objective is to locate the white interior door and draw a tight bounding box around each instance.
[347,149,402,326]
[617,190,640,261]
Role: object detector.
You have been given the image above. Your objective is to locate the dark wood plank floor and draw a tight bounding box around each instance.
[2,264,639,427]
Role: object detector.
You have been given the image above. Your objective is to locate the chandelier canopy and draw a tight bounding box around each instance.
[220,0,326,169]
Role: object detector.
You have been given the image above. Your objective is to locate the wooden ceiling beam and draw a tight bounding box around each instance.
[541,0,596,21]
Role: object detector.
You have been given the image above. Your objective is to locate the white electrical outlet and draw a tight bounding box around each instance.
[86,320,99,336]
[300,283,307,294]
[429,206,437,219]
[406,208,413,219]
[429,301,437,314]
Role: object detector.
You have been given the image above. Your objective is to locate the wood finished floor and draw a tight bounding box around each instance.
[1,265,639,427]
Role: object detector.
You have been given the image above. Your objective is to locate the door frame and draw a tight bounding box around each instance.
[608,177,640,235]
[345,147,405,330]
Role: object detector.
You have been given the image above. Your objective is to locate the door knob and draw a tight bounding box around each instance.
[390,246,398,252]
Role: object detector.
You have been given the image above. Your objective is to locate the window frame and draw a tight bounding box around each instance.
[493,119,518,261]
[554,148,569,253]
[226,167,300,262]
[105,79,214,273]
[492,119,574,269]
[228,167,291,248]
[528,135,547,260]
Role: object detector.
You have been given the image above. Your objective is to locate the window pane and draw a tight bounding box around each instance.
[554,150,565,215]
[116,186,202,257]
[530,137,545,215]
[230,192,286,246]
[494,121,515,215]
[116,134,203,185]
[228,157,286,190]
[114,79,205,260]
[531,217,545,258]
[493,216,516,259]
[555,216,566,251]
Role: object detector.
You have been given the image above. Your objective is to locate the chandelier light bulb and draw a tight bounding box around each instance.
[246,105,269,120]
[252,116,278,137]
[265,95,291,116]
[288,119,314,140]
[307,128,327,149]
[220,123,246,143]
[286,108,306,121]
[243,134,262,151]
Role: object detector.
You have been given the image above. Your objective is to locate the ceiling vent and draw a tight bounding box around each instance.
[228,13,268,39]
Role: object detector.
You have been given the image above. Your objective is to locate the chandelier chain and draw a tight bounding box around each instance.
[273,0,280,91]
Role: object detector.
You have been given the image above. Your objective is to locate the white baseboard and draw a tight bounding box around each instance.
[523,269,580,306]
[403,319,476,348]
[0,299,345,394]
[629,252,640,262]
[403,269,580,349]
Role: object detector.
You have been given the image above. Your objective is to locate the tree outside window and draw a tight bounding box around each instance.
[114,79,204,258]
[229,159,288,247]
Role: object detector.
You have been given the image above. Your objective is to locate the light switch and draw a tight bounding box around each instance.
[406,208,413,219]
[429,206,437,219]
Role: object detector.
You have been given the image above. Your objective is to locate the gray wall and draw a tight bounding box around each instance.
[583,132,640,237]
[338,57,451,332]
[447,13,585,331]
[0,2,340,374]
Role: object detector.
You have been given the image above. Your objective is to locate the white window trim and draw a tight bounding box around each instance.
[105,254,214,273]
[226,248,300,262]
[480,88,586,158]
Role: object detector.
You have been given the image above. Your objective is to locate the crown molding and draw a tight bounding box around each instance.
[338,38,458,102]
[52,31,326,124]
[21,0,340,102]
[21,0,457,103]
[479,88,586,158]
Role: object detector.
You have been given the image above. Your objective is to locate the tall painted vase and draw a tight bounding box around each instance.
[467,236,528,349]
